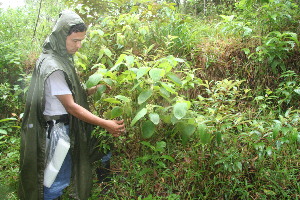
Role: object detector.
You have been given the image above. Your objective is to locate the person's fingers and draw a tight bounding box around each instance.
[116,119,124,124]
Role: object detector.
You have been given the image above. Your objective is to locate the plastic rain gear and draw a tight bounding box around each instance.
[19,10,102,200]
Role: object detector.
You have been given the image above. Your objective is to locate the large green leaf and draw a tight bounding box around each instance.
[94,84,107,100]
[149,113,160,125]
[111,106,123,119]
[182,124,196,136]
[198,123,211,145]
[137,67,150,79]
[180,123,196,145]
[158,60,173,72]
[115,54,126,66]
[161,82,177,94]
[131,108,147,127]
[159,86,170,98]
[125,55,134,66]
[103,47,112,58]
[149,68,165,82]
[138,89,153,104]
[86,73,103,88]
[141,120,155,139]
[131,80,142,91]
[173,102,188,119]
[167,72,182,86]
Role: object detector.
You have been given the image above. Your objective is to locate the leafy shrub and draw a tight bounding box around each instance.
[83,52,199,145]
[87,70,300,198]
[0,83,24,118]
[246,31,299,73]
[0,118,20,199]
[236,0,300,34]
[0,41,22,85]
[254,70,300,113]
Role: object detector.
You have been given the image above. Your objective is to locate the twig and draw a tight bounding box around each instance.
[32,0,43,41]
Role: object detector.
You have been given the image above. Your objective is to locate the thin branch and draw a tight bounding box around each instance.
[32,0,43,41]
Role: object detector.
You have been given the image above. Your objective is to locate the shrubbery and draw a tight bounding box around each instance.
[1,0,299,199]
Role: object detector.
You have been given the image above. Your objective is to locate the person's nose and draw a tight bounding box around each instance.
[76,41,82,49]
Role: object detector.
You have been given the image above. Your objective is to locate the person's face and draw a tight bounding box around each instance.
[66,31,86,55]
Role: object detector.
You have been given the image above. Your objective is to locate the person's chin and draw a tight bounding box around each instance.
[68,51,77,55]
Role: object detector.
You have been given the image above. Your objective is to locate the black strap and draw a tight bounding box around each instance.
[46,114,69,138]
[47,121,54,139]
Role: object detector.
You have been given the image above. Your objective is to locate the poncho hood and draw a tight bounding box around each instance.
[43,10,84,57]
[19,10,102,200]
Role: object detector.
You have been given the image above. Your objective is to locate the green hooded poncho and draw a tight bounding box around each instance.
[19,10,101,200]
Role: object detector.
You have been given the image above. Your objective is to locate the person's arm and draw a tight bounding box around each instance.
[56,94,125,137]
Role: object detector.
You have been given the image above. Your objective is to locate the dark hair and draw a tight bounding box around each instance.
[68,23,87,35]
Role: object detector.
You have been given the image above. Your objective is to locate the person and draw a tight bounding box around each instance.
[19,10,125,200]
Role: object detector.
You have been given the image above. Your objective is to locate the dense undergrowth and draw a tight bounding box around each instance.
[1,0,300,199]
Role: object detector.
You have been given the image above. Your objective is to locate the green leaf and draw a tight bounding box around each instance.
[216,132,222,144]
[167,72,182,86]
[141,120,155,139]
[263,189,276,196]
[104,47,112,58]
[123,104,133,116]
[115,95,131,102]
[266,146,272,156]
[111,106,123,119]
[131,80,142,91]
[235,161,242,171]
[138,89,153,104]
[109,54,126,71]
[155,141,166,152]
[198,124,211,145]
[131,108,147,127]
[182,124,196,136]
[149,113,160,125]
[94,85,107,100]
[179,123,196,145]
[0,129,8,135]
[125,55,135,66]
[136,67,150,79]
[103,98,121,104]
[115,54,126,66]
[0,118,17,122]
[141,141,153,150]
[103,78,113,86]
[91,63,106,70]
[161,82,177,94]
[173,102,188,119]
[272,123,281,139]
[149,68,165,82]
[158,59,173,72]
[86,74,103,88]
[242,48,250,55]
[161,155,175,162]
[110,63,122,71]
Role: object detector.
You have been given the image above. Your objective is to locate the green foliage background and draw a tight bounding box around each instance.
[0,0,299,199]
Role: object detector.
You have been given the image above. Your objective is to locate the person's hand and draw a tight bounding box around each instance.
[104,119,125,137]
[87,84,112,96]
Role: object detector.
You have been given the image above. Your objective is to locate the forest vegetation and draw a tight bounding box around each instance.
[0,0,299,199]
